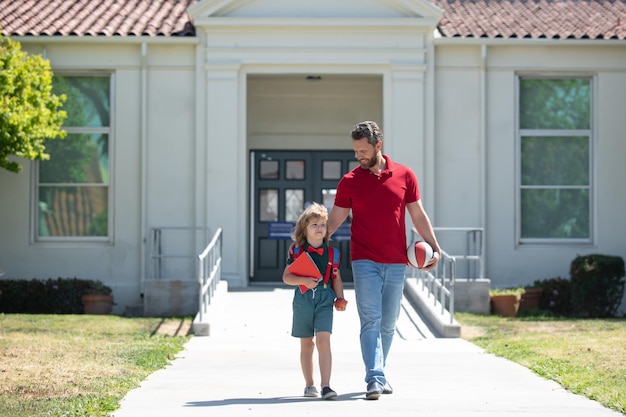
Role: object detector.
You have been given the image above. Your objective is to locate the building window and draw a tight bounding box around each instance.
[36,75,111,240]
[517,76,592,243]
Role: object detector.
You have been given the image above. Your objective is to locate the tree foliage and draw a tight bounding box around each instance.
[0,33,66,173]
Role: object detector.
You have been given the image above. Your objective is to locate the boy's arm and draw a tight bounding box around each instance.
[332,270,347,311]
[282,266,319,290]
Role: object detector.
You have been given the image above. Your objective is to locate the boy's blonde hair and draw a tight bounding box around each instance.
[292,202,330,247]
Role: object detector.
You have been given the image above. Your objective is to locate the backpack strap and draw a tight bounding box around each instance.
[331,247,339,279]
[323,246,340,285]
[288,242,300,259]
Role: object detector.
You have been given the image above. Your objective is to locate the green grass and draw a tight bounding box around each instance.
[0,314,191,417]
[2,312,623,415]
[456,312,626,415]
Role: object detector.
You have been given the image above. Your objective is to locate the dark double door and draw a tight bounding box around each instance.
[250,150,357,283]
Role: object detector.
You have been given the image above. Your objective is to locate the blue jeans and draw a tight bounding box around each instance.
[351,260,406,385]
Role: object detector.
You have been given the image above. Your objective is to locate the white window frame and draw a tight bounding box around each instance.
[515,74,595,245]
[31,72,115,244]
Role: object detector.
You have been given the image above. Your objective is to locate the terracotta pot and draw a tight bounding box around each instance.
[520,288,543,310]
[491,294,521,317]
[82,294,114,315]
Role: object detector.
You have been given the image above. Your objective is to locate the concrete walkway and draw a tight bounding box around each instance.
[114,287,622,417]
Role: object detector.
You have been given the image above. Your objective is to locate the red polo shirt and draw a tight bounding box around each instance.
[334,154,419,264]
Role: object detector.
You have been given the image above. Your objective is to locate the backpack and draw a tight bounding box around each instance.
[289,243,340,286]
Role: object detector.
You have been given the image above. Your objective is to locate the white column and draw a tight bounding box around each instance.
[205,62,244,286]
[385,63,428,193]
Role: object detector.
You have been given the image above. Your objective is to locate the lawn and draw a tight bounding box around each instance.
[0,314,191,417]
[456,312,626,415]
[1,312,624,416]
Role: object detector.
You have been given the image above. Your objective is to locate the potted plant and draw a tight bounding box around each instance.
[490,287,524,317]
[81,280,114,314]
[519,282,543,311]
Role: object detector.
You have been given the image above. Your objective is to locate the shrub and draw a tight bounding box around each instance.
[570,254,625,318]
[0,277,109,314]
[82,280,112,295]
[533,277,572,316]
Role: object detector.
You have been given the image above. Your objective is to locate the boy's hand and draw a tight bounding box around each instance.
[301,277,319,289]
[334,298,348,311]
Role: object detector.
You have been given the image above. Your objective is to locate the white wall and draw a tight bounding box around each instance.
[433,45,483,229]
[434,42,626,314]
[0,40,200,313]
[144,50,198,279]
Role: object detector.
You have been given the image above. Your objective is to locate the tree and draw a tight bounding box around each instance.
[0,33,66,173]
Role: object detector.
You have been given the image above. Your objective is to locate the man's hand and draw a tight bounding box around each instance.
[421,252,440,272]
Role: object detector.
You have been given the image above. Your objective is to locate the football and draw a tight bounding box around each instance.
[407,240,434,269]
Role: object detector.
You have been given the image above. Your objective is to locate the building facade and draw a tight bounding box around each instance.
[1,0,625,315]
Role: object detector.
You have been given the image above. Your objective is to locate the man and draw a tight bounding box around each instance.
[327,120,441,400]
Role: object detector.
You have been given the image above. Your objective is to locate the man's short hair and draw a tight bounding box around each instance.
[351,121,383,145]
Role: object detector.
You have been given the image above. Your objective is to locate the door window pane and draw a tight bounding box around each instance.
[260,160,279,179]
[322,188,336,212]
[286,160,304,179]
[260,189,278,222]
[322,161,342,179]
[285,189,304,221]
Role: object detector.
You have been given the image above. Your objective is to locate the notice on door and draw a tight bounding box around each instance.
[268,221,351,240]
[268,222,295,239]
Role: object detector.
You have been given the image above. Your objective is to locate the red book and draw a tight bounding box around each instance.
[288,252,322,294]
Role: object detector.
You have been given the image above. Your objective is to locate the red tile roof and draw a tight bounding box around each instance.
[433,0,626,40]
[0,0,196,37]
[0,0,624,40]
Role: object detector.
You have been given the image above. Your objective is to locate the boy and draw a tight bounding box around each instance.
[282,202,347,400]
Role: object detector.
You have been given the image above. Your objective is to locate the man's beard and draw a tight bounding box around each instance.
[359,156,377,169]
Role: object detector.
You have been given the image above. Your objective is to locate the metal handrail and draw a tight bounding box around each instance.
[150,226,212,280]
[431,227,484,279]
[408,229,457,324]
[197,228,222,323]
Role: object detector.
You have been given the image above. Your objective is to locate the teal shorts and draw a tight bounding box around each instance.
[291,286,335,338]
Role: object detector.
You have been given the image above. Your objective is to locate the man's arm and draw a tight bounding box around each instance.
[406,200,441,271]
[327,205,350,236]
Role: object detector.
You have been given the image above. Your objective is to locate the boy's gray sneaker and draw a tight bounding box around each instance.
[304,386,319,397]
